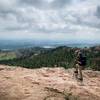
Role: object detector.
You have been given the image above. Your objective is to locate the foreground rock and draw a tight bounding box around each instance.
[0,65,100,100]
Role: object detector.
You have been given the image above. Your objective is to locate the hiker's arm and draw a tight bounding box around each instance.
[73,59,77,68]
[77,61,82,64]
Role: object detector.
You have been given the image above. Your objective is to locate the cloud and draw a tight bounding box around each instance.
[19,0,71,9]
[0,0,100,43]
[19,0,47,9]
[96,6,100,18]
[51,0,71,9]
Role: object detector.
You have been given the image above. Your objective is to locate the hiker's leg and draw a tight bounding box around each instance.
[78,65,83,81]
[74,64,78,78]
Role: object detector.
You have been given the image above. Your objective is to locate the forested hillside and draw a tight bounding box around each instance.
[0,46,100,70]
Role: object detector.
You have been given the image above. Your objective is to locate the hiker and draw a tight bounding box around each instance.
[74,50,86,82]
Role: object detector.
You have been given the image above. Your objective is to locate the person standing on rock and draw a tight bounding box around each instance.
[74,50,86,82]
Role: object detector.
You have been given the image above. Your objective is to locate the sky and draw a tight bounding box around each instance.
[0,0,100,43]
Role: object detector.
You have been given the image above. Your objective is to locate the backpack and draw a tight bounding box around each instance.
[81,56,87,66]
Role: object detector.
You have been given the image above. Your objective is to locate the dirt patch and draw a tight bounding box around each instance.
[0,65,100,100]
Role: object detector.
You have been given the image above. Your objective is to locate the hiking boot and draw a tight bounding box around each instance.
[78,78,83,82]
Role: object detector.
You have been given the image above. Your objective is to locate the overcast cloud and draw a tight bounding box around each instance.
[0,0,100,43]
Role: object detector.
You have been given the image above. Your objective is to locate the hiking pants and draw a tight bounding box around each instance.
[75,64,83,80]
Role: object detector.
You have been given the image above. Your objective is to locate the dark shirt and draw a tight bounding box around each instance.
[76,54,83,66]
